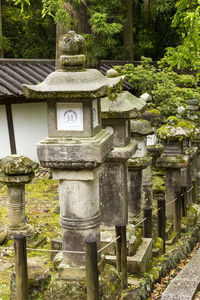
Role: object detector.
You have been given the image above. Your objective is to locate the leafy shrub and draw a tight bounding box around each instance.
[114,57,200,121]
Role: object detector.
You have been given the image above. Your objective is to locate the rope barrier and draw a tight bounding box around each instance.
[155,185,193,211]
[154,207,162,213]
[27,248,85,254]
[133,217,147,228]
[97,236,120,254]
[166,197,178,206]
[186,186,193,193]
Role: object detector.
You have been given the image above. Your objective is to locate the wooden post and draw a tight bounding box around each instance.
[143,208,152,238]
[115,224,127,289]
[85,238,99,300]
[192,179,197,203]
[121,224,127,289]
[181,187,187,217]
[157,197,166,253]
[14,234,29,300]
[174,193,182,238]
[115,224,122,272]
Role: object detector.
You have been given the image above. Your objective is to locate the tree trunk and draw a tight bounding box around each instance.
[123,0,133,60]
[0,0,3,58]
[144,0,151,11]
[76,1,91,34]
[55,2,77,69]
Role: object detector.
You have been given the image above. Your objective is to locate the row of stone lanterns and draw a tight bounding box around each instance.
[157,116,199,226]
[1,31,198,284]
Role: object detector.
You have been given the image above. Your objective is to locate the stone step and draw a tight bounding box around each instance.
[105,238,152,276]
[161,248,200,300]
[100,227,139,256]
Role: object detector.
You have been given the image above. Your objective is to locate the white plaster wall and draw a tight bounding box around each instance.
[12,102,48,162]
[0,105,11,158]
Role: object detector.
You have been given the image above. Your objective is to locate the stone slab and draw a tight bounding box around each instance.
[37,129,113,166]
[107,140,137,161]
[105,238,152,276]
[157,154,189,169]
[127,237,152,276]
[53,166,102,181]
[161,280,200,300]
[100,228,137,256]
[161,248,200,300]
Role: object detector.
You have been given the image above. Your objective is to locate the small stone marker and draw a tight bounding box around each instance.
[0,154,37,234]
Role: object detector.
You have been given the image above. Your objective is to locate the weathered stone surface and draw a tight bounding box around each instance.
[157,154,189,169]
[0,173,34,184]
[106,68,119,78]
[140,92,152,102]
[127,238,152,276]
[141,109,161,124]
[107,141,137,161]
[1,154,37,175]
[60,31,85,55]
[105,238,152,276]
[37,129,113,167]
[157,116,199,141]
[128,169,143,216]
[161,250,200,299]
[128,156,151,170]
[57,167,101,267]
[131,119,154,136]
[100,161,128,226]
[0,231,7,244]
[0,261,13,272]
[23,69,123,99]
[101,91,146,119]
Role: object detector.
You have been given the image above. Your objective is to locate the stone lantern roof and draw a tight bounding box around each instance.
[0,154,38,184]
[23,31,122,100]
[101,69,146,119]
[101,91,146,119]
[131,119,154,136]
[157,116,198,142]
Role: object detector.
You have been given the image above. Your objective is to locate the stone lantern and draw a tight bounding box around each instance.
[141,109,163,164]
[0,155,37,234]
[128,119,153,216]
[23,31,122,277]
[100,69,146,226]
[157,116,198,222]
[186,99,200,200]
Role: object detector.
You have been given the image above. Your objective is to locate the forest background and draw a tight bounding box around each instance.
[1,0,200,73]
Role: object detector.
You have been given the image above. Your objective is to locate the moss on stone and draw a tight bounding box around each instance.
[157,116,198,141]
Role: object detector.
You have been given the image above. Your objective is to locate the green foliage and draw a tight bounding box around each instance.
[2,0,56,58]
[160,0,200,77]
[13,0,30,12]
[41,0,123,64]
[131,0,178,60]
[0,36,12,51]
[41,0,71,28]
[114,57,200,120]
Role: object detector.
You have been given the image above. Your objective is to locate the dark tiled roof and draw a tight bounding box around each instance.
[0,59,55,97]
[0,59,135,100]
